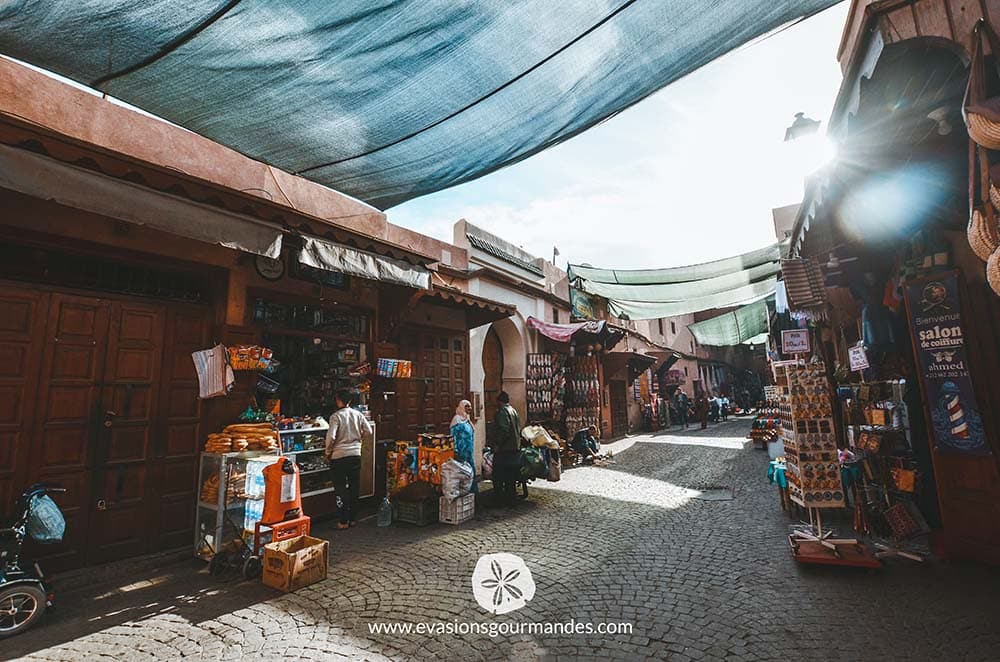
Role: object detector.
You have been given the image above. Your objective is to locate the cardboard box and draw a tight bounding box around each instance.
[261,535,329,592]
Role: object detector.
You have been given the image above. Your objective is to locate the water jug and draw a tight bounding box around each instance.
[377,497,392,527]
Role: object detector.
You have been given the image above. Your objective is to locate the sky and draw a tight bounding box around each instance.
[389,2,851,271]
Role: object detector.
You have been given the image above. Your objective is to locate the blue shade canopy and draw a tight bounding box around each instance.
[0,1,841,209]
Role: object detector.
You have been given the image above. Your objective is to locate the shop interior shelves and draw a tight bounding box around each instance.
[302,487,336,498]
[279,426,329,436]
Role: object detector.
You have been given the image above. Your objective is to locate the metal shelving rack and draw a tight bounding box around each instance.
[194,450,272,560]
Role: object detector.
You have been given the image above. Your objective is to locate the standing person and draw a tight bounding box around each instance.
[674,390,690,429]
[325,389,374,530]
[450,399,477,493]
[695,392,710,429]
[721,394,730,421]
[491,391,521,504]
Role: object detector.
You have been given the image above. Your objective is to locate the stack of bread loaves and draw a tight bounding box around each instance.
[203,423,280,454]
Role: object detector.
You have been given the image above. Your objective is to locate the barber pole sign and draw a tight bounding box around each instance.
[903,272,990,455]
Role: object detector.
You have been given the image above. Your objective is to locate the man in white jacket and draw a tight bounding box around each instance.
[326,389,374,529]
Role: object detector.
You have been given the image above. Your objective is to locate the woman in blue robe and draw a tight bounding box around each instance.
[450,399,477,493]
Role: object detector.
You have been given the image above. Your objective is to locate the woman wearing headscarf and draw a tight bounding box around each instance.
[450,399,477,493]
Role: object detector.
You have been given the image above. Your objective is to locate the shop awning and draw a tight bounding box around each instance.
[569,244,780,320]
[0,1,840,209]
[526,317,623,346]
[603,351,656,381]
[688,298,772,347]
[649,350,682,372]
[419,288,516,328]
[299,236,431,290]
[0,143,283,258]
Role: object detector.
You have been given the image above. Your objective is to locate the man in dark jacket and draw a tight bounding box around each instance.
[492,391,521,504]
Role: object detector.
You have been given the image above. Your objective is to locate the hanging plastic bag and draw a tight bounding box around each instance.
[27,494,66,543]
[519,446,547,480]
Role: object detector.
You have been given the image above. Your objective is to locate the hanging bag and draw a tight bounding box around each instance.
[963,19,1000,149]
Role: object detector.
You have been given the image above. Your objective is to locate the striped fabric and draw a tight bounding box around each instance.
[780,258,827,311]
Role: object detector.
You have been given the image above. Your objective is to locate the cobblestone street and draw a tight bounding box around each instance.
[6,418,1000,661]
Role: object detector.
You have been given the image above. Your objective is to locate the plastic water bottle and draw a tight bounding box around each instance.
[377,497,392,527]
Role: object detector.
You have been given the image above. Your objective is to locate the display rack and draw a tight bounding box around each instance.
[778,360,845,509]
[526,352,566,421]
[194,450,270,560]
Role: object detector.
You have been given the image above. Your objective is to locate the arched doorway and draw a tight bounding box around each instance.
[482,326,504,422]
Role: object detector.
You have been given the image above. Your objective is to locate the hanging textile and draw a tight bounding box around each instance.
[192,344,235,399]
[0,1,841,209]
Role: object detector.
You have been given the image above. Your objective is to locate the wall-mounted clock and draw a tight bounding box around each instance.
[255,255,285,281]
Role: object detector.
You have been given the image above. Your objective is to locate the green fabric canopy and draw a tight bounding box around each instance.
[568,244,780,320]
[687,298,772,347]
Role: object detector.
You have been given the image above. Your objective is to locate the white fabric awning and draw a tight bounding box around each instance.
[299,236,431,290]
[0,144,283,258]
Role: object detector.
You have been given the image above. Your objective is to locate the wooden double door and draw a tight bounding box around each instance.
[0,284,209,571]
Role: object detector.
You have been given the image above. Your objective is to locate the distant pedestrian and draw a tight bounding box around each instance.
[695,392,709,430]
[491,391,521,504]
[721,395,730,421]
[674,390,690,429]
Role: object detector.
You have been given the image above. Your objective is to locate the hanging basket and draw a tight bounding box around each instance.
[964,20,1000,149]
[987,246,1000,295]
[969,206,1000,261]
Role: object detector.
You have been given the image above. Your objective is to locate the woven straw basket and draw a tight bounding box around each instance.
[967,108,1000,150]
[989,181,1000,210]
[968,207,1000,261]
[987,246,1000,295]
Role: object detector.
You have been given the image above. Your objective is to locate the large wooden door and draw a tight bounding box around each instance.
[1,282,210,570]
[396,328,469,438]
[29,293,112,571]
[482,327,503,423]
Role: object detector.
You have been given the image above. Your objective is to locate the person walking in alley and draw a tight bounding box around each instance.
[451,399,477,493]
[326,389,374,529]
[674,390,690,429]
[491,391,521,504]
[695,392,710,429]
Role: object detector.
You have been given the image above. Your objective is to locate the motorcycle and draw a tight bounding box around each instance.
[0,484,66,638]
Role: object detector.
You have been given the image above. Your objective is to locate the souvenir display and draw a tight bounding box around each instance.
[780,361,845,508]
[526,353,566,420]
[564,355,601,434]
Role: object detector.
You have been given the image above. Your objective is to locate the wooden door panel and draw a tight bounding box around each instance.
[87,301,164,565]
[0,286,49,520]
[152,307,209,554]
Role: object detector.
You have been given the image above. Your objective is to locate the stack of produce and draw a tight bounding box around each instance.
[202,423,279,453]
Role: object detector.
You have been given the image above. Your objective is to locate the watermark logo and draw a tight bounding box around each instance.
[471,553,536,615]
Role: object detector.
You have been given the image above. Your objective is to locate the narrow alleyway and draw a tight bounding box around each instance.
[6,419,1000,661]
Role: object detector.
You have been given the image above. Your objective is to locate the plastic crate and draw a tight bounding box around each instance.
[393,498,438,526]
[439,494,475,525]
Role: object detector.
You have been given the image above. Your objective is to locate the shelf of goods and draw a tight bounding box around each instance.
[777,361,844,508]
[564,355,601,434]
[526,353,566,421]
[279,423,334,498]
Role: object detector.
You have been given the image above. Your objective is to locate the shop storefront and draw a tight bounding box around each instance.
[767,0,1000,564]
[0,57,515,570]
[524,317,623,440]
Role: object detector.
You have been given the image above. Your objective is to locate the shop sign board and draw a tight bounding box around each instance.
[570,287,598,321]
[781,329,810,355]
[903,272,990,455]
[848,343,869,372]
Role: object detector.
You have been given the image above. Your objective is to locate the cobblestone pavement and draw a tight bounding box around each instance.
[7,419,1000,661]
